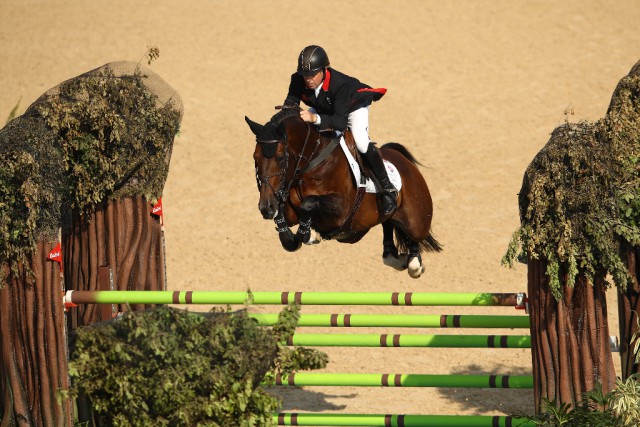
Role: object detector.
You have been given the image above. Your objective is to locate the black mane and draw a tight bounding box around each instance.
[269,105,301,125]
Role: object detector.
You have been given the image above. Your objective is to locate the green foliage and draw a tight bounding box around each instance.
[68,305,327,426]
[633,313,640,365]
[0,116,68,284]
[504,69,640,298]
[516,378,640,427]
[0,64,181,286]
[502,122,627,298]
[32,66,181,216]
[610,374,640,426]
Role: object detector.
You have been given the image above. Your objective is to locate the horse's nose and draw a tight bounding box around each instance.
[259,201,276,219]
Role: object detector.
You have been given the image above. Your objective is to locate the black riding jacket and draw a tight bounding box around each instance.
[284,67,386,132]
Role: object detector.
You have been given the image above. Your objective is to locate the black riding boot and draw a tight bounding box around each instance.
[362,143,398,216]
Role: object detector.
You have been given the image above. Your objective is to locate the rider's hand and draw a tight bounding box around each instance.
[300,110,317,123]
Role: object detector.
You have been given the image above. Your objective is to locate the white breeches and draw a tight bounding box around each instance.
[308,106,371,153]
[348,106,370,153]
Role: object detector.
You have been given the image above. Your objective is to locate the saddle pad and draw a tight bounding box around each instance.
[339,137,402,194]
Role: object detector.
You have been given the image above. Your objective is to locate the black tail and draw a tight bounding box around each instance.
[382,142,442,253]
[394,227,443,254]
[380,142,424,167]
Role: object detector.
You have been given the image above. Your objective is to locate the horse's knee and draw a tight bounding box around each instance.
[300,196,321,213]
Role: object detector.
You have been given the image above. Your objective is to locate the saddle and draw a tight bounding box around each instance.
[338,131,402,193]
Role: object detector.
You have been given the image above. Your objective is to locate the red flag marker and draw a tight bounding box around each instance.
[48,242,62,271]
[151,197,164,225]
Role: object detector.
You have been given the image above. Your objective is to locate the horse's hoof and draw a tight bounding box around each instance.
[282,241,302,252]
[280,232,302,252]
[407,256,424,278]
[383,252,408,271]
[304,230,322,245]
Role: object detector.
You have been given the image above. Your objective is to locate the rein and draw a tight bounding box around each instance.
[258,119,340,204]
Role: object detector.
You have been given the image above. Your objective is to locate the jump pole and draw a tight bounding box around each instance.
[270,373,533,388]
[284,333,531,348]
[64,290,527,307]
[251,313,529,328]
[273,413,536,426]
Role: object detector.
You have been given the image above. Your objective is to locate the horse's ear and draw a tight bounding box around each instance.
[245,116,264,137]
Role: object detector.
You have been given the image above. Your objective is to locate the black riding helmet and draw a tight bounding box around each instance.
[297,45,330,76]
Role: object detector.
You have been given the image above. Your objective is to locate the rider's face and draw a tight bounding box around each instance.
[303,69,324,90]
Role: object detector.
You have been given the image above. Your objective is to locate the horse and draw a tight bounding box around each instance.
[245,107,442,278]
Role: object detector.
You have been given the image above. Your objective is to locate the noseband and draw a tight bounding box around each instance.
[256,119,313,204]
[255,138,289,203]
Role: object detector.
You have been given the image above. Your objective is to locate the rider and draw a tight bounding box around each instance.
[283,45,398,216]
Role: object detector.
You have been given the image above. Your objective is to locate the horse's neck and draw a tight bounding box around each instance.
[292,130,355,189]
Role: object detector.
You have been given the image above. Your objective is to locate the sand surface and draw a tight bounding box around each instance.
[2,0,640,421]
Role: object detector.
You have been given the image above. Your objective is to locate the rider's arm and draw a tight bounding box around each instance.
[284,73,303,106]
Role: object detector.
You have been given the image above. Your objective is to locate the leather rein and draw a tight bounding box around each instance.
[256,120,340,204]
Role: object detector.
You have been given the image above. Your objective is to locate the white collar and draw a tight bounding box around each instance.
[314,82,324,97]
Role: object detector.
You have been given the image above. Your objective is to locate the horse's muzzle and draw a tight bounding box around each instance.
[259,201,277,220]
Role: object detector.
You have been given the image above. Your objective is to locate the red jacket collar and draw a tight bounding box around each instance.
[322,69,331,91]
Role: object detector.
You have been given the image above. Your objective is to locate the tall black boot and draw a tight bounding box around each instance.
[362,143,397,216]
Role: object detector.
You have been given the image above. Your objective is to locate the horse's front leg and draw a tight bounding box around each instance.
[296,196,325,245]
[295,214,312,244]
[294,216,322,245]
[274,203,301,252]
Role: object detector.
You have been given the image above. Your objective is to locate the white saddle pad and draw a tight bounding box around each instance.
[339,137,402,193]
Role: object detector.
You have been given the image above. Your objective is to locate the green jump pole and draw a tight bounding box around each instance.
[273,413,536,426]
[250,313,530,328]
[285,333,531,348]
[270,373,533,388]
[64,290,526,307]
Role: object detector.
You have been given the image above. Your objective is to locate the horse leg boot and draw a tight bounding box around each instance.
[362,143,397,216]
[382,221,407,271]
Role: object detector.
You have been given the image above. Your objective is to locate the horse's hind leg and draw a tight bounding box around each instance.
[407,240,425,278]
[382,221,407,271]
[391,224,425,278]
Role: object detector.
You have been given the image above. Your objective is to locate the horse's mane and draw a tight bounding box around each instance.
[269,105,301,125]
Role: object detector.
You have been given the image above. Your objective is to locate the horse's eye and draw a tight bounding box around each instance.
[276,155,285,163]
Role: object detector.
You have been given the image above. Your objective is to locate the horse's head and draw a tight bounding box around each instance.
[245,109,303,219]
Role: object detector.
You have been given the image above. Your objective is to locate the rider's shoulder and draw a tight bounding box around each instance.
[330,68,366,87]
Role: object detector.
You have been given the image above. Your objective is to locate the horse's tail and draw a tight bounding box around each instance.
[382,142,443,253]
[395,227,444,254]
[380,142,424,167]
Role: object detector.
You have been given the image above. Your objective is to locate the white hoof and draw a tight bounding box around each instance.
[383,252,408,271]
[407,256,424,278]
[304,230,322,245]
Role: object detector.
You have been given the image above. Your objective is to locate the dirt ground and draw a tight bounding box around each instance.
[2,0,640,421]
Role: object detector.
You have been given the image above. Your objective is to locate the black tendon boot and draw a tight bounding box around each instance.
[362,143,397,216]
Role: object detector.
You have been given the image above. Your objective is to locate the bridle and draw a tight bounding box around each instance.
[256,114,338,205]
[256,107,364,235]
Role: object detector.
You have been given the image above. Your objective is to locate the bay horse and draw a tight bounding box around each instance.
[245,107,442,278]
